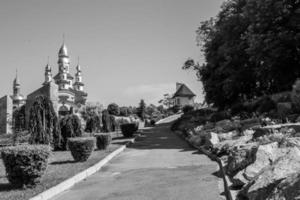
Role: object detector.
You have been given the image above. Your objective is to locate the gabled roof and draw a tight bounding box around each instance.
[173,83,196,98]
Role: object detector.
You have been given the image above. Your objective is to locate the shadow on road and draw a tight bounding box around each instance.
[127,122,196,152]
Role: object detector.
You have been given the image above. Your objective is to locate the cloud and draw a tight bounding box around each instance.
[123,83,175,105]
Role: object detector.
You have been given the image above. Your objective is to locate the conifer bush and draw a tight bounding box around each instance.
[28,95,61,149]
[68,137,95,162]
[95,133,112,150]
[60,114,82,150]
[1,145,50,188]
[120,123,136,138]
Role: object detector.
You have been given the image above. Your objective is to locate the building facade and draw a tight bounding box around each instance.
[0,42,88,134]
[172,83,196,108]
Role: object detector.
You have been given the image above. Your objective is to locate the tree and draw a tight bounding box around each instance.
[28,95,61,149]
[60,114,82,150]
[158,94,174,108]
[184,0,300,109]
[137,99,146,121]
[120,107,129,117]
[107,103,120,116]
[13,105,26,132]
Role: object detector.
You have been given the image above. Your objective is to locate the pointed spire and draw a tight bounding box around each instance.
[58,34,68,57]
[45,56,51,71]
[14,69,20,86]
[76,56,81,72]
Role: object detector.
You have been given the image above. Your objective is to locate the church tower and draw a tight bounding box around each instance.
[12,70,26,109]
[74,63,84,91]
[55,42,74,89]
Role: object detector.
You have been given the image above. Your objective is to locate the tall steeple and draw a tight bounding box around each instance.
[56,36,74,89]
[74,57,84,91]
[12,69,25,109]
[44,58,52,85]
[58,35,70,74]
[13,69,20,96]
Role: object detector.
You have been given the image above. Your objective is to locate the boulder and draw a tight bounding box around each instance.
[188,135,204,147]
[266,173,300,200]
[218,130,239,141]
[231,170,249,188]
[243,142,279,180]
[226,143,259,177]
[238,147,300,200]
[215,119,239,133]
[284,137,300,149]
[240,118,261,130]
[252,128,271,140]
[204,132,220,148]
[212,135,253,156]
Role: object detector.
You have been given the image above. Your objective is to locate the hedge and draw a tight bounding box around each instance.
[68,137,95,162]
[1,145,51,188]
[120,123,137,138]
[95,133,112,150]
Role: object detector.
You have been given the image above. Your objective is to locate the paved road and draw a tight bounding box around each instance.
[52,123,221,200]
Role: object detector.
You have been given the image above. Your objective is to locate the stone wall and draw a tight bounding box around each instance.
[0,95,13,134]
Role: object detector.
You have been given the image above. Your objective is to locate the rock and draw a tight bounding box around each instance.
[240,118,261,130]
[204,132,220,148]
[243,142,279,180]
[218,130,239,141]
[188,135,204,147]
[212,135,253,156]
[266,173,300,200]
[243,129,255,137]
[215,119,238,133]
[277,102,292,118]
[285,137,300,149]
[252,128,271,140]
[202,122,215,130]
[226,143,259,177]
[238,147,300,200]
[231,170,249,188]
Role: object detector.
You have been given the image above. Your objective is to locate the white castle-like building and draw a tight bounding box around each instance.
[0,41,88,134]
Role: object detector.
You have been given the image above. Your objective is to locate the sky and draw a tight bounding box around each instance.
[0,0,223,107]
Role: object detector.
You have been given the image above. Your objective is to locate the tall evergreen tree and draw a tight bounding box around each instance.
[137,99,146,121]
[28,95,61,149]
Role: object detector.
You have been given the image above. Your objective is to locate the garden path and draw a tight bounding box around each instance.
[52,122,221,200]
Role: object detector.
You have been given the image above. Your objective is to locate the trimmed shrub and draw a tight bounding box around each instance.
[182,105,194,114]
[107,103,120,116]
[95,133,112,150]
[120,123,136,138]
[68,137,95,162]
[60,115,82,150]
[1,145,50,188]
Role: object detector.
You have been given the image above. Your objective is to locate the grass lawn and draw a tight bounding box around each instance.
[0,132,131,200]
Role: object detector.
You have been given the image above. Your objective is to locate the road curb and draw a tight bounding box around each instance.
[29,137,136,200]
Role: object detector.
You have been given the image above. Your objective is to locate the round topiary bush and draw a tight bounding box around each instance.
[68,137,95,162]
[95,133,112,150]
[1,145,51,188]
[120,123,137,138]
